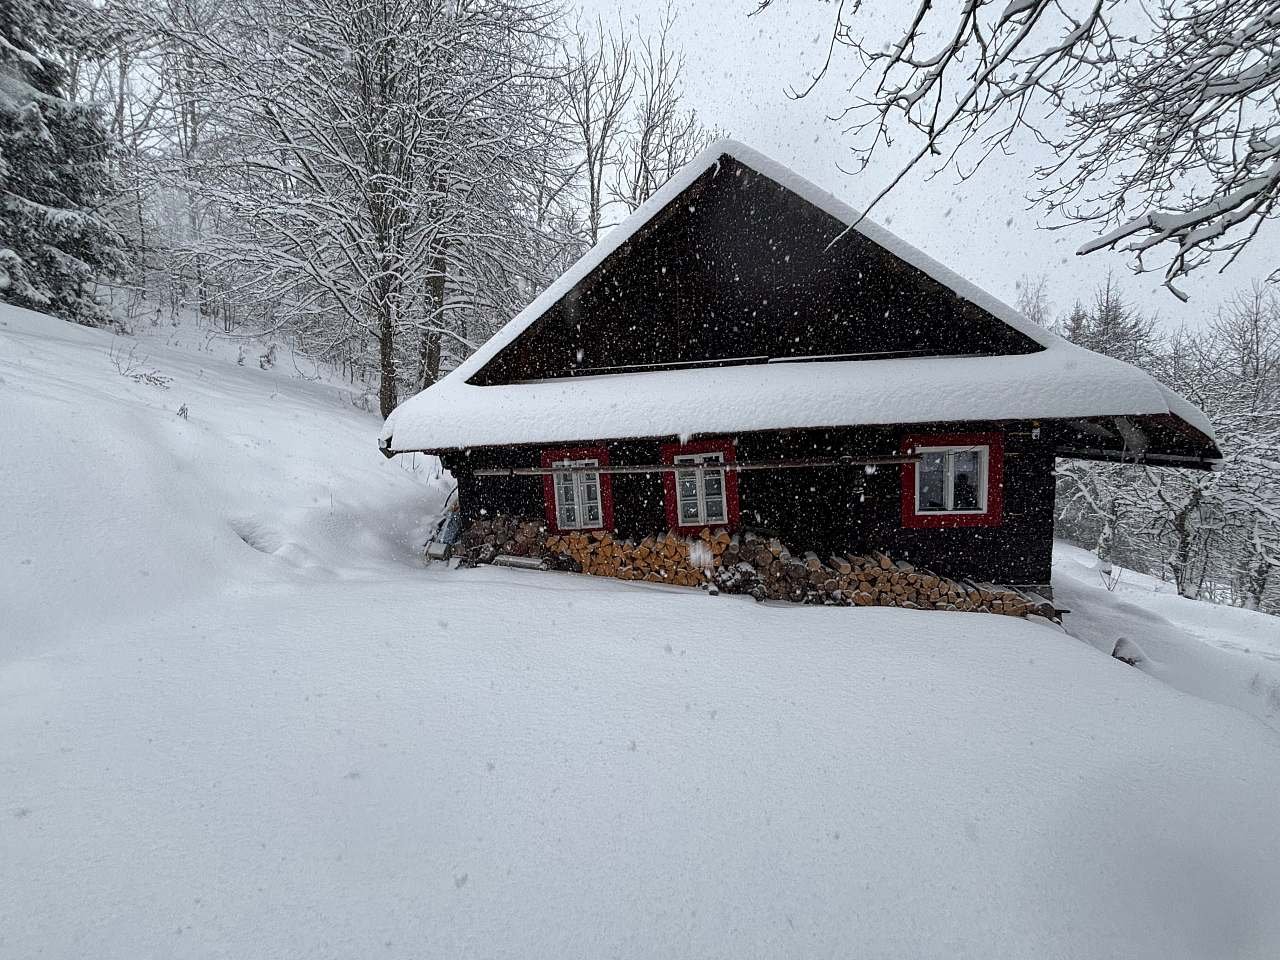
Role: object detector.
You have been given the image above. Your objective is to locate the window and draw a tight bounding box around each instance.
[674,451,728,526]
[541,446,612,532]
[901,433,1003,528]
[660,438,740,531]
[915,446,987,513]
[552,458,603,529]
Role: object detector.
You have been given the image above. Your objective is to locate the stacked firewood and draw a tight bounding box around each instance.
[459,516,546,564]
[715,532,1044,615]
[543,529,720,586]
[454,517,1052,619]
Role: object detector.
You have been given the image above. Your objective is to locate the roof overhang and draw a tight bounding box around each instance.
[380,347,1220,470]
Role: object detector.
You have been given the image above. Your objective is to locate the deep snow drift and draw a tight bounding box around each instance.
[2,307,1279,960]
[1054,543,1280,733]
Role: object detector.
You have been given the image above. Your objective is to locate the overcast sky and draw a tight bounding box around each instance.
[576,0,1275,331]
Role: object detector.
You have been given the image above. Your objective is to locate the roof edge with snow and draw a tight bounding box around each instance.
[381,140,1220,464]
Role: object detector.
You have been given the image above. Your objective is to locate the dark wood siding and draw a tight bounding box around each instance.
[472,157,1042,385]
[442,420,1056,586]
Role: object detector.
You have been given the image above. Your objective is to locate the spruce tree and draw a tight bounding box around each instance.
[1062,300,1090,345]
[1061,275,1155,367]
[1087,273,1155,366]
[0,0,124,325]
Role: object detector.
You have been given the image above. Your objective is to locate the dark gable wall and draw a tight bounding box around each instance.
[442,421,1056,586]
[471,156,1042,385]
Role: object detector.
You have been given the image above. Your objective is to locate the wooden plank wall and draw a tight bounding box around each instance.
[440,419,1057,587]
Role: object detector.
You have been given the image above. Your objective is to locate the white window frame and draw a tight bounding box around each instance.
[551,458,604,530]
[913,445,989,515]
[673,451,728,526]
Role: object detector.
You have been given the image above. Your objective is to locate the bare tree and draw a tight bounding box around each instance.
[1014,273,1052,329]
[611,3,719,213]
[158,0,560,416]
[1056,278,1280,609]
[560,19,633,244]
[756,0,1280,299]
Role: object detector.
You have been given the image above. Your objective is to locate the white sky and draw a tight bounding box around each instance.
[576,0,1276,331]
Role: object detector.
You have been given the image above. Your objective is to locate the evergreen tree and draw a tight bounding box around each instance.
[1086,273,1156,366]
[1062,300,1089,344]
[1060,274,1155,366]
[0,0,125,325]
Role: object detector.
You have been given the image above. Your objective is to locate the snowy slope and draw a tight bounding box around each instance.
[2,308,1279,960]
[1054,543,1280,733]
[0,306,441,655]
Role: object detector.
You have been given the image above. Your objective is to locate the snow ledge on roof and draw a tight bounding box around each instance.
[381,342,1216,453]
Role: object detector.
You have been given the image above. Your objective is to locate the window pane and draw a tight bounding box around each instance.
[704,471,723,498]
[585,502,600,524]
[704,495,726,523]
[917,452,946,512]
[677,472,698,500]
[680,499,700,522]
[560,503,577,527]
[952,450,982,510]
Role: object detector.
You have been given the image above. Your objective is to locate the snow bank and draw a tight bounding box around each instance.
[2,308,1277,960]
[0,304,445,651]
[1054,541,1280,733]
[381,140,1215,453]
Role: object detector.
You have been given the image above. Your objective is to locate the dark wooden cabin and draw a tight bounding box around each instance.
[380,141,1221,595]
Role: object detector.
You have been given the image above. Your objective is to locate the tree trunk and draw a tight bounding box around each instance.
[417,245,446,390]
[376,287,399,418]
[1095,499,1118,572]
[1241,558,1268,612]
[418,331,442,390]
[1240,521,1272,611]
[1170,487,1202,599]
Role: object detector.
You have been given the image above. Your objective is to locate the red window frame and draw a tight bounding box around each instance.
[900,432,1004,529]
[659,437,741,532]
[541,445,614,533]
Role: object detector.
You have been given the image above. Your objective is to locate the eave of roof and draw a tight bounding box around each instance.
[381,345,1218,457]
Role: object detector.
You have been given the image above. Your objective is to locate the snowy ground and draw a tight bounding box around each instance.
[3,307,1279,959]
[1055,544,1280,733]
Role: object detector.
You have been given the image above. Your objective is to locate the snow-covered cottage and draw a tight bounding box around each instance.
[380,141,1221,596]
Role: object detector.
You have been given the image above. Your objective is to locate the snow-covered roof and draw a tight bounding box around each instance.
[383,347,1214,452]
[381,140,1216,454]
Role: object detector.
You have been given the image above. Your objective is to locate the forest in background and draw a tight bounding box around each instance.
[1019,275,1279,614]
[7,0,714,415]
[3,0,1277,613]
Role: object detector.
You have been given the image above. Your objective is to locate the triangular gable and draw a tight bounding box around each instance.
[462,140,1053,387]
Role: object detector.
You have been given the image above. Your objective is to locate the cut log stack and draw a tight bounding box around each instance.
[454,516,1052,619]
[543,529,717,587]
